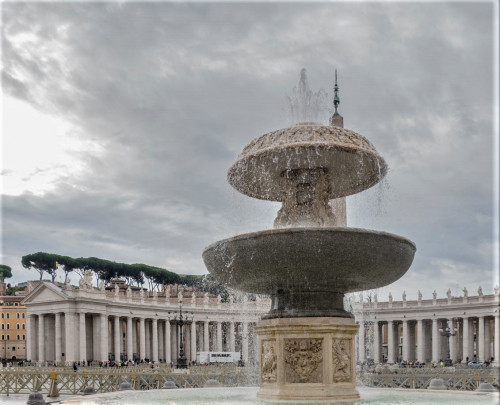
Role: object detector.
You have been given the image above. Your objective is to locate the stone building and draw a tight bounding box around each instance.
[0,281,29,361]
[22,275,269,365]
[353,287,500,365]
[21,274,500,367]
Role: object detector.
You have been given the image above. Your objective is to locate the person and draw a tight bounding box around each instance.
[73,362,78,371]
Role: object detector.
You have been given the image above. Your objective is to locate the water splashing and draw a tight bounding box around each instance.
[284,68,329,124]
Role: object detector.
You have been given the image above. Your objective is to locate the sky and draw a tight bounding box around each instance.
[1,1,498,301]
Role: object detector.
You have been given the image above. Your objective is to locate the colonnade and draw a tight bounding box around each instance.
[27,312,256,365]
[356,315,499,364]
[353,291,500,365]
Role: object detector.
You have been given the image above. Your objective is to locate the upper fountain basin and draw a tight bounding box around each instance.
[227,123,388,201]
[202,227,416,295]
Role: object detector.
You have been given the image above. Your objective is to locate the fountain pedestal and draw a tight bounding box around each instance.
[256,317,359,401]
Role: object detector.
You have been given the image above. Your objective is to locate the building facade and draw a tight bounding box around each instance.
[0,289,27,361]
[353,288,500,365]
[22,277,269,365]
[21,275,500,367]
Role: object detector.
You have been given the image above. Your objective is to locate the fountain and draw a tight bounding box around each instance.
[202,70,416,401]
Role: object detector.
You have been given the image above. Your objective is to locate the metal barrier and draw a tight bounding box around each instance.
[0,366,259,395]
[1,367,498,395]
[359,371,500,391]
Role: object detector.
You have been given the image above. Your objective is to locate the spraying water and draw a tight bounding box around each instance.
[284,68,329,124]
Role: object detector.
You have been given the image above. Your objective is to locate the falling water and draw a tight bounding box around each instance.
[284,68,329,124]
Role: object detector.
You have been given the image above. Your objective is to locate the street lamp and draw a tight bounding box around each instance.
[167,300,194,369]
[439,320,457,367]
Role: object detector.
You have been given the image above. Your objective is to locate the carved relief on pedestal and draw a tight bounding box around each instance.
[284,338,323,383]
[261,340,277,383]
[332,338,352,383]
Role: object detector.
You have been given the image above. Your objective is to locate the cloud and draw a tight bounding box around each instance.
[1,2,497,299]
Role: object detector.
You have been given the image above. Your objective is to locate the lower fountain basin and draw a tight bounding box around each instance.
[56,386,499,405]
[203,227,416,317]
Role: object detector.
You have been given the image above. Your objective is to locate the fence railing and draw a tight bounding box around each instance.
[0,367,259,395]
[359,371,500,391]
[1,368,498,396]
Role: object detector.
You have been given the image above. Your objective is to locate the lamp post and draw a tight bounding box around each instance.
[439,320,457,367]
[167,300,193,369]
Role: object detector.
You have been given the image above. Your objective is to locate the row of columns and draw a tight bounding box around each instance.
[357,314,499,364]
[27,312,254,365]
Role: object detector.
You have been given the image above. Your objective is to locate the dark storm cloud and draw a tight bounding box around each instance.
[1,2,497,298]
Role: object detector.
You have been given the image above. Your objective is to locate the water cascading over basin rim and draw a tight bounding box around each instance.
[227,122,388,201]
[203,72,417,401]
[202,227,416,296]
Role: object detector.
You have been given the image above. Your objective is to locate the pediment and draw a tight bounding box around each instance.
[21,281,70,305]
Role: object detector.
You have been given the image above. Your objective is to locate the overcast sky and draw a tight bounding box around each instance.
[1,1,498,301]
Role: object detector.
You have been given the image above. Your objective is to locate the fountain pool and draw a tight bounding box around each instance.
[50,387,498,405]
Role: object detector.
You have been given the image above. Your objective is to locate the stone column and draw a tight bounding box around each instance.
[64,313,76,363]
[55,313,62,364]
[191,321,197,361]
[185,325,191,362]
[38,314,45,364]
[494,314,500,365]
[478,316,485,361]
[432,318,439,362]
[132,319,138,358]
[242,322,249,362]
[373,321,380,363]
[409,321,416,361]
[100,314,108,362]
[164,320,171,363]
[171,324,177,362]
[387,320,395,363]
[158,321,164,361]
[358,320,365,363]
[152,318,158,363]
[79,313,86,362]
[26,314,33,361]
[216,321,223,352]
[203,321,210,352]
[484,318,491,361]
[449,318,457,362]
[229,321,236,352]
[139,318,146,361]
[416,320,424,362]
[457,319,463,361]
[402,320,409,361]
[145,320,150,359]
[126,317,133,361]
[114,316,121,362]
[461,317,469,363]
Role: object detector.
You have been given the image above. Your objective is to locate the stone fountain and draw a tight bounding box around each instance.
[202,71,416,402]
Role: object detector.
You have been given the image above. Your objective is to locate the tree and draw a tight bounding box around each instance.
[21,252,59,282]
[55,255,77,283]
[0,265,12,282]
